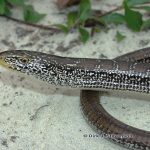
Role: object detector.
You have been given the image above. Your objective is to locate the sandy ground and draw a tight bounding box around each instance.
[0,0,150,150]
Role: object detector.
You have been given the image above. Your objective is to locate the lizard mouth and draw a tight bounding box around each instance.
[0,55,11,70]
[0,50,17,70]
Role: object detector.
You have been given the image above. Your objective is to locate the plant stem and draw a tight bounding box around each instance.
[0,14,61,33]
[99,6,123,18]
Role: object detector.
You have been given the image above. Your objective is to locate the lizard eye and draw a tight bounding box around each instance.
[19,57,29,64]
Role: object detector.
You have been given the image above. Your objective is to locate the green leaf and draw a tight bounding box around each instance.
[54,24,69,33]
[0,0,5,14]
[78,27,90,43]
[7,0,25,6]
[67,11,78,28]
[141,19,150,30]
[4,6,11,16]
[78,0,91,23]
[124,1,143,31]
[125,0,150,7]
[23,5,46,23]
[116,31,126,42]
[100,13,125,25]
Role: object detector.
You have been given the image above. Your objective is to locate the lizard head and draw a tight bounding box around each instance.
[0,50,51,75]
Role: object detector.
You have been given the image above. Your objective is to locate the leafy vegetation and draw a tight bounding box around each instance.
[78,27,90,43]
[23,5,45,23]
[124,1,143,31]
[0,0,45,23]
[0,0,150,42]
[56,0,150,42]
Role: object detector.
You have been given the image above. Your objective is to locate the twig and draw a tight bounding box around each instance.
[30,104,49,120]
[99,6,123,18]
[0,14,61,33]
